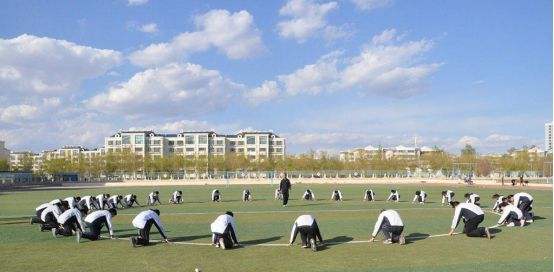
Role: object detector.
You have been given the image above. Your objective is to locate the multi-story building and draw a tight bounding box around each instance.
[9,151,36,170]
[545,122,552,153]
[103,130,285,160]
[0,140,10,161]
[339,145,438,162]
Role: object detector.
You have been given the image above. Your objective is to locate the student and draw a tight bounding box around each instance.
[170,190,183,204]
[491,194,507,212]
[40,202,63,231]
[210,211,239,249]
[370,209,405,245]
[448,201,491,239]
[330,189,343,201]
[242,189,252,202]
[79,196,98,211]
[30,202,50,225]
[274,188,283,200]
[96,194,110,209]
[148,191,161,205]
[80,208,117,241]
[52,208,85,238]
[303,189,316,201]
[509,192,534,222]
[122,194,140,208]
[63,196,80,209]
[363,189,375,201]
[387,190,400,202]
[107,195,123,209]
[412,191,427,204]
[497,203,525,227]
[289,214,324,252]
[464,193,481,206]
[211,189,221,202]
[131,209,169,247]
[279,173,292,207]
[441,190,455,205]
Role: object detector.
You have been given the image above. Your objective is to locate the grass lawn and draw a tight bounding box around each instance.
[0,183,551,272]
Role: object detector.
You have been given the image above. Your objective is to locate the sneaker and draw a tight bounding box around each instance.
[525,219,534,223]
[51,228,57,238]
[29,217,33,225]
[398,234,406,245]
[131,237,137,247]
[520,219,526,227]
[76,230,81,243]
[309,238,317,252]
[506,222,515,227]
[219,238,226,250]
[383,239,393,244]
[484,227,492,239]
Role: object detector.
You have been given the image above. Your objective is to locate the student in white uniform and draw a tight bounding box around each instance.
[242,189,252,202]
[464,193,481,206]
[448,201,491,239]
[289,214,324,251]
[169,190,183,204]
[497,203,525,227]
[79,196,98,211]
[80,208,117,241]
[441,190,455,205]
[210,211,239,249]
[412,191,427,204]
[64,196,80,209]
[121,194,140,208]
[491,194,507,213]
[363,189,375,201]
[330,190,343,201]
[302,189,316,201]
[96,194,110,209]
[107,195,123,209]
[30,202,50,225]
[387,190,400,202]
[509,192,534,222]
[131,209,169,247]
[147,191,161,205]
[370,209,405,244]
[211,189,221,202]
[274,188,283,200]
[40,202,64,231]
[52,208,85,238]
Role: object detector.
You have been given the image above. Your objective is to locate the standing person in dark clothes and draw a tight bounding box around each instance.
[279,173,292,207]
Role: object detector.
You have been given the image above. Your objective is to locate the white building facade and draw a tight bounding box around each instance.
[545,122,552,153]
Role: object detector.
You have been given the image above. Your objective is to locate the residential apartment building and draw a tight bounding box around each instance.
[340,145,439,162]
[0,140,10,161]
[545,122,552,153]
[104,130,286,160]
[9,151,36,170]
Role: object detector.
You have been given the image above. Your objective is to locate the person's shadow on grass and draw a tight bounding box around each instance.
[171,234,211,242]
[242,235,282,245]
[405,233,430,244]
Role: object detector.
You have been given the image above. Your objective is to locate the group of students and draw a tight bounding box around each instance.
[29,187,536,252]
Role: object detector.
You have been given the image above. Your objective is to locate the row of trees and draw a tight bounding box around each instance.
[8,145,552,178]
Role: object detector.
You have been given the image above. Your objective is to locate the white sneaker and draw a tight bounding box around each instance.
[76,230,81,243]
[51,228,57,238]
[383,239,393,244]
[219,238,226,250]
[506,222,515,227]
[398,234,406,245]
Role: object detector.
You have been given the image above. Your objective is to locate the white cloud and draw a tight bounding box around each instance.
[127,0,148,6]
[351,0,391,11]
[87,62,243,116]
[0,34,122,95]
[244,80,280,105]
[277,0,340,43]
[130,10,264,67]
[276,30,441,98]
[457,136,480,148]
[139,23,159,33]
[0,104,39,123]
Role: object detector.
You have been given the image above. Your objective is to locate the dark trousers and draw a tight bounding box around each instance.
[82,217,108,240]
[518,200,533,220]
[40,213,58,231]
[379,219,403,242]
[464,214,486,237]
[213,223,238,248]
[136,219,165,246]
[55,216,83,236]
[282,191,289,205]
[297,222,323,246]
[32,209,46,224]
[213,195,220,202]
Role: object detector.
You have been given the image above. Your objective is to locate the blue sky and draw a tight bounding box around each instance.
[0,0,551,154]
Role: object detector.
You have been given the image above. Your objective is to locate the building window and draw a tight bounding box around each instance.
[260,136,268,144]
[168,141,174,146]
[216,148,224,153]
[198,147,206,152]
[108,140,114,146]
[135,135,144,144]
[246,136,255,145]
[152,140,161,145]
[152,147,161,153]
[198,135,208,144]
[215,140,224,146]
[259,148,267,152]
[186,148,194,152]
[237,148,244,152]
[122,135,131,145]
[176,140,183,146]
[236,141,244,146]
[185,135,195,145]
[274,140,283,146]
[135,147,143,152]
[247,148,255,152]
[275,148,283,153]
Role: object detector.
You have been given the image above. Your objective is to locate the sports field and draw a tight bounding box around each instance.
[0,183,551,272]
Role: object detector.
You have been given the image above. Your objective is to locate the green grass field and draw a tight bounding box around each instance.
[0,183,551,272]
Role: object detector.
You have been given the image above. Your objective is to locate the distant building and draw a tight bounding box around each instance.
[339,145,439,162]
[545,122,552,153]
[0,141,10,161]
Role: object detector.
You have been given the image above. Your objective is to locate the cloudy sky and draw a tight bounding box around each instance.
[0,0,551,154]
